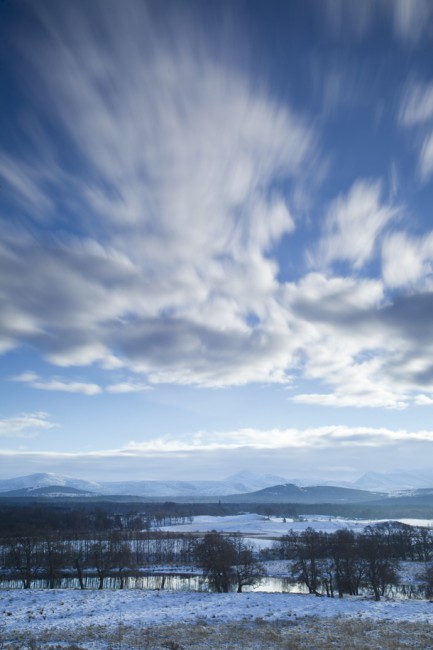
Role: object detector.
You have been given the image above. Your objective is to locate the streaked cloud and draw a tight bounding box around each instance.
[1,421,433,481]
[13,372,102,395]
[414,394,433,406]
[13,372,151,395]
[419,131,433,181]
[292,392,407,410]
[0,412,57,438]
[400,82,433,125]
[315,180,397,270]
[127,425,433,450]
[382,231,433,288]
[391,0,433,43]
[399,81,433,181]
[2,0,433,482]
[0,0,316,388]
[106,382,152,394]
[324,0,433,43]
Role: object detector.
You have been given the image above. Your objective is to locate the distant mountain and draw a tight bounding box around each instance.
[1,485,96,498]
[92,470,291,498]
[0,473,101,494]
[0,471,291,499]
[2,470,433,501]
[223,483,387,504]
[354,470,433,492]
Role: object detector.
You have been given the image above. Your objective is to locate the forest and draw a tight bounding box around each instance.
[1,502,433,601]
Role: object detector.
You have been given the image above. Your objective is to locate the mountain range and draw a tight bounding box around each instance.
[0,468,432,499]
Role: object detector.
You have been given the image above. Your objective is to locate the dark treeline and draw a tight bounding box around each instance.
[265,522,433,601]
[2,522,433,599]
[0,530,198,589]
[2,498,433,530]
[2,502,433,600]
[0,502,198,538]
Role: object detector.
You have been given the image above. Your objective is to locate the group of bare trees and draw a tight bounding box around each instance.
[0,529,265,593]
[2,510,433,600]
[289,527,399,600]
[276,523,433,601]
[194,531,264,592]
[0,530,197,589]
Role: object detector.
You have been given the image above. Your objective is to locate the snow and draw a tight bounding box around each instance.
[160,513,433,540]
[2,512,433,647]
[0,471,292,498]
[1,588,433,643]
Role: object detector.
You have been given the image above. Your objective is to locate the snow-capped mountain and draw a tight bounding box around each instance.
[0,471,291,498]
[2,469,432,498]
[0,473,101,494]
[353,470,433,492]
[94,470,292,497]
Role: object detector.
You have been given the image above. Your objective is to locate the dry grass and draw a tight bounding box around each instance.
[2,618,433,649]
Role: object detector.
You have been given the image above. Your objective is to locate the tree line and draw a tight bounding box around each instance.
[0,530,197,589]
[271,522,433,601]
[2,514,433,599]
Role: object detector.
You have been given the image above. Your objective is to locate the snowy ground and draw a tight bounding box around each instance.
[2,515,433,648]
[160,513,433,541]
[161,513,365,536]
[1,589,433,649]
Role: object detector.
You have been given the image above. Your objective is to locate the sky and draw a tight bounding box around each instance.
[2,0,433,483]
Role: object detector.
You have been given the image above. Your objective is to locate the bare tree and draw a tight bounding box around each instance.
[358,527,399,601]
[43,536,65,588]
[5,537,41,589]
[194,531,237,592]
[230,536,265,592]
[291,528,326,596]
[89,538,112,589]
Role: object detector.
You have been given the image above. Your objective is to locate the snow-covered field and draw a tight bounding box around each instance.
[2,514,433,648]
[1,589,433,649]
[161,512,433,539]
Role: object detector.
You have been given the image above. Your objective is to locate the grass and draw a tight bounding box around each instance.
[1,618,433,649]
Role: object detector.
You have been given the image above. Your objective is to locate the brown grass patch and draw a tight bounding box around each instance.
[1,618,433,649]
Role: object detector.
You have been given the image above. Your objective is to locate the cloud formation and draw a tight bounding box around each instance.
[2,423,433,481]
[324,0,433,43]
[2,0,433,417]
[316,180,397,270]
[13,372,102,395]
[0,412,57,438]
[13,371,152,395]
[0,0,316,388]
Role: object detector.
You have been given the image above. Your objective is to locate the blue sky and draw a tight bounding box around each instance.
[2,0,433,482]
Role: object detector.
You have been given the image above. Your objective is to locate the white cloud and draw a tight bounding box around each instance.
[399,82,433,182]
[323,1,433,44]
[2,423,433,481]
[382,231,433,288]
[283,271,433,407]
[316,180,397,270]
[322,1,376,39]
[12,371,39,383]
[0,1,317,388]
[419,131,433,181]
[0,153,53,217]
[0,412,57,438]
[107,382,152,394]
[3,0,433,410]
[292,391,407,410]
[400,82,433,125]
[12,371,153,395]
[392,0,433,43]
[33,379,102,395]
[1,423,428,452]
[415,394,433,405]
[12,372,102,395]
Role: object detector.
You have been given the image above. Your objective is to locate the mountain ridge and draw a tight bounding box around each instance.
[1,469,432,498]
